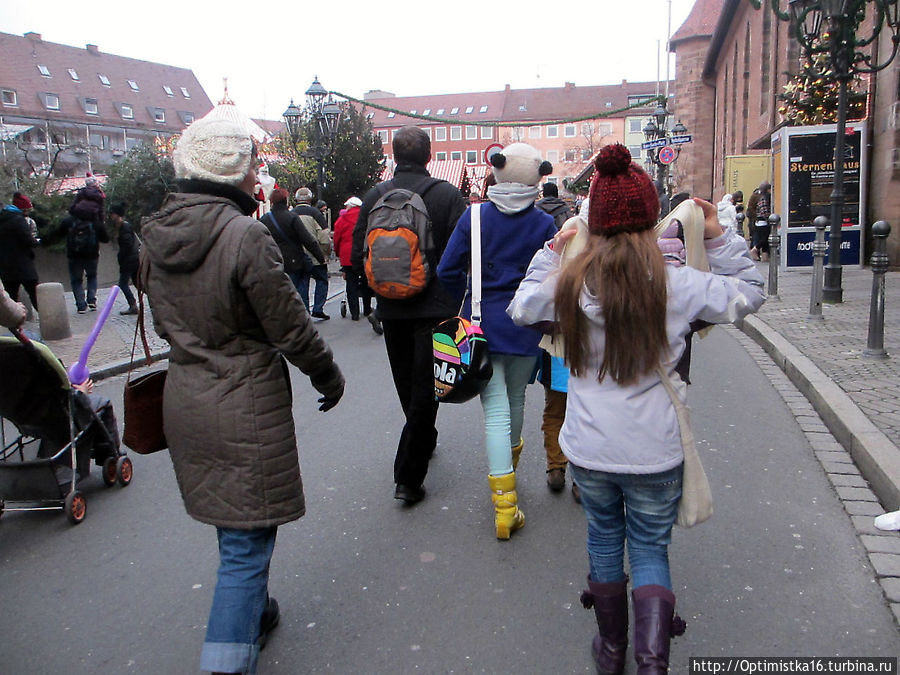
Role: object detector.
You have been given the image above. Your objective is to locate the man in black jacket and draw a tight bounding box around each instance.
[535,182,571,229]
[264,188,325,304]
[109,202,140,315]
[57,210,110,314]
[352,126,467,505]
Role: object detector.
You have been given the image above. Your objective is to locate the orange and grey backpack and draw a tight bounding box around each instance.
[364,178,438,299]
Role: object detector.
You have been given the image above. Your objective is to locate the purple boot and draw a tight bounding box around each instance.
[631,585,687,674]
[581,576,628,675]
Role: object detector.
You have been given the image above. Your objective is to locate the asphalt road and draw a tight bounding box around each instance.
[0,309,897,674]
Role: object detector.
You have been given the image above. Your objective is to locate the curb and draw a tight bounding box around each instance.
[740,315,900,511]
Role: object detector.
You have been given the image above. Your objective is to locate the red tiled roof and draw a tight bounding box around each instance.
[253,118,285,136]
[670,0,724,47]
[362,90,507,127]
[0,31,213,131]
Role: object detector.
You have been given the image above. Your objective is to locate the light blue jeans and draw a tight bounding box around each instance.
[571,463,682,590]
[200,526,277,675]
[479,354,537,476]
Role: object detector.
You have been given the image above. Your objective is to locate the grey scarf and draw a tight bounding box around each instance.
[487,183,540,215]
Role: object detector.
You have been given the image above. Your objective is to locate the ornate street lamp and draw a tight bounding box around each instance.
[758,0,900,302]
[640,100,689,193]
[282,77,343,199]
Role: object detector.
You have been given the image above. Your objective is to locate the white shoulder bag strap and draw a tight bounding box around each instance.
[470,203,483,327]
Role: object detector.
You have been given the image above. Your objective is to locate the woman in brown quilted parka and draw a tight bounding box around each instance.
[139,117,344,675]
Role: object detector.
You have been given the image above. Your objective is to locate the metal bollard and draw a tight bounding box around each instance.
[767,214,781,297]
[808,216,828,321]
[736,211,746,241]
[864,220,891,359]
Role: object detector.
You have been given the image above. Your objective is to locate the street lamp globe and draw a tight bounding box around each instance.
[305,76,328,115]
[672,120,688,135]
[642,118,659,140]
[653,103,668,130]
[321,99,343,138]
[282,99,302,145]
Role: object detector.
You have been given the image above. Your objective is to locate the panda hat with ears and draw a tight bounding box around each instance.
[488,142,553,186]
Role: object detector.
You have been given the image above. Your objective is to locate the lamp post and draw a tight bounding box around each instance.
[282,76,343,200]
[640,100,689,195]
[763,0,900,302]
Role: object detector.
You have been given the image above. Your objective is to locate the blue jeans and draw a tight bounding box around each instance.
[118,260,137,308]
[68,256,98,311]
[308,264,329,313]
[200,527,277,675]
[479,354,537,476]
[571,463,682,590]
[287,270,309,310]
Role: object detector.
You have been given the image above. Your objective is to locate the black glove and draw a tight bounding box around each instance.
[317,393,341,412]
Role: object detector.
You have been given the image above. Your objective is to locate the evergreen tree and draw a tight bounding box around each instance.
[104,143,176,227]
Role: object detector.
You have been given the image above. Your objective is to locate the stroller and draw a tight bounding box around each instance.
[0,331,133,524]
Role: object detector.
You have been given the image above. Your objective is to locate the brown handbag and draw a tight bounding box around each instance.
[122,264,168,454]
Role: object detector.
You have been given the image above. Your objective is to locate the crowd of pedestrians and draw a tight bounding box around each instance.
[2,118,770,675]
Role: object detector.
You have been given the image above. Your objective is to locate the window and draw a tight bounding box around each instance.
[37,65,51,77]
[1,89,17,106]
[68,68,80,81]
[163,85,175,97]
[423,109,431,116]
[366,112,374,119]
[564,124,576,137]
[180,87,191,98]
[465,125,477,140]
[480,127,492,139]
[387,111,395,118]
[582,148,593,161]
[450,151,462,161]
[84,98,98,115]
[436,108,445,115]
[44,93,60,110]
[598,122,612,136]
[582,122,594,136]
[627,94,655,106]
[98,74,111,86]
[466,150,477,164]
[434,127,447,141]
[153,109,166,123]
[564,149,577,162]
[377,129,389,144]
[479,105,488,113]
[465,106,473,114]
[546,125,559,138]
[628,145,643,160]
[529,126,541,139]
[435,151,447,160]
[546,177,558,185]
[120,104,134,119]
[546,150,558,163]
[419,126,431,140]
[450,126,462,140]
[409,110,417,115]
[628,118,643,133]
[128,80,140,91]
[450,107,459,114]
[182,111,194,125]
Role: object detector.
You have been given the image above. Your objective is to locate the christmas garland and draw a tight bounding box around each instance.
[330,91,666,127]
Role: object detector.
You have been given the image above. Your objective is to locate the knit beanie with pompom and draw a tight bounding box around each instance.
[588,144,659,235]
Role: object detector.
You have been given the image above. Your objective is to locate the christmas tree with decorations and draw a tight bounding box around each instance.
[779,39,867,125]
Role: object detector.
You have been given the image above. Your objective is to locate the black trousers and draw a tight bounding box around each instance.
[1,277,38,311]
[381,316,444,487]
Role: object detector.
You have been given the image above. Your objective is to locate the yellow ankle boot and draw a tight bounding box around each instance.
[511,438,524,470]
[489,472,525,540]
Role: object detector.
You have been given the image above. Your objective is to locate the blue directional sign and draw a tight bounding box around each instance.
[640,138,668,150]
[671,135,693,144]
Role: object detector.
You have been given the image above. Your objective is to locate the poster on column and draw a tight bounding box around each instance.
[772,124,866,269]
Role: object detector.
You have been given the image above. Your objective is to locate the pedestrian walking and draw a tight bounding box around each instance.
[716,193,739,239]
[747,181,771,261]
[109,203,140,315]
[261,188,325,297]
[535,181,571,229]
[292,188,330,319]
[57,199,110,314]
[139,116,344,675]
[508,144,765,673]
[0,192,40,313]
[437,143,558,539]
[69,173,106,225]
[333,196,380,332]
[351,126,467,505]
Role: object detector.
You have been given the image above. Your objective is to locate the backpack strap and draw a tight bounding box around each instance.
[264,211,299,246]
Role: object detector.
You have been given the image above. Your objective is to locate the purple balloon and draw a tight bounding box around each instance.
[68,286,120,385]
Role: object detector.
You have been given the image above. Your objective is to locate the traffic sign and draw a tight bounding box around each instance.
[640,138,668,150]
[657,146,677,165]
[484,143,504,164]
[671,134,693,145]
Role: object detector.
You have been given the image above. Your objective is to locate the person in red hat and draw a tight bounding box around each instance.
[508,144,766,674]
[0,192,40,312]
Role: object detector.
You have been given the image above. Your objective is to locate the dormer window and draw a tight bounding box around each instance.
[68,69,80,81]
[84,98,98,115]
[465,106,473,114]
[180,87,191,98]
[410,110,417,115]
[450,107,459,114]
[128,80,140,91]
[436,108,445,115]
[44,93,60,110]
[119,103,134,119]
[1,89,17,106]
[98,74,111,86]
[163,85,175,97]
[387,111,395,118]
[152,108,166,123]
[423,109,431,116]
[480,105,488,113]
[37,65,51,77]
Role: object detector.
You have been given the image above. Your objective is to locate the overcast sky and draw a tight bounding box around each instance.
[1,0,696,121]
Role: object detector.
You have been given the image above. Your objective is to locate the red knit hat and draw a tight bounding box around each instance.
[12,192,32,211]
[588,144,659,235]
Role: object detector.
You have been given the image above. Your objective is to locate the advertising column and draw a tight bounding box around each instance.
[773,124,866,269]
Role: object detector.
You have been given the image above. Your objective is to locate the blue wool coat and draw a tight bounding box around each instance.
[437,202,557,357]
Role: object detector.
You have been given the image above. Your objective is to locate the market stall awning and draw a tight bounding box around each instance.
[0,123,33,141]
[380,159,468,190]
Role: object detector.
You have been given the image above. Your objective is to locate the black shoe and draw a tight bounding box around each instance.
[88,302,97,311]
[351,314,360,321]
[311,311,330,320]
[258,596,280,650]
[120,306,138,315]
[394,483,425,505]
[77,307,87,314]
[367,313,384,335]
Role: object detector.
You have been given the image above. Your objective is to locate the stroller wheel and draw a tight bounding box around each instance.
[340,300,347,318]
[65,490,87,525]
[102,457,118,487]
[116,456,134,487]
